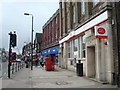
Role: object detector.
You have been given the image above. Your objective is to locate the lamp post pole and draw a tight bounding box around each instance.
[24,13,33,70]
[31,15,33,70]
[8,32,12,78]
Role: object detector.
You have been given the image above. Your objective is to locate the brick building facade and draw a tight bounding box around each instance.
[41,9,60,65]
[42,9,60,49]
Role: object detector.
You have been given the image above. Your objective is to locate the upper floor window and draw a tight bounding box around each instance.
[92,0,100,7]
[66,12,70,30]
[81,0,85,16]
[62,2,64,9]
[72,5,76,24]
[66,3,70,30]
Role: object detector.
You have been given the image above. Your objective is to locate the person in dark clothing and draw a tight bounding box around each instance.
[39,56,44,68]
[25,58,29,68]
[35,58,39,67]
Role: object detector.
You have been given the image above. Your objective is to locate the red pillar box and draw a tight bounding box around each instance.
[45,57,52,71]
[45,57,55,71]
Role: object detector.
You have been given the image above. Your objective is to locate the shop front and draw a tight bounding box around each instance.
[59,10,114,83]
[38,46,60,66]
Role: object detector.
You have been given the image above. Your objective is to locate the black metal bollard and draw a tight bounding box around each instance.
[21,63,23,68]
[20,63,22,69]
[20,63,21,69]
[112,72,116,85]
[117,73,120,87]
[12,63,14,74]
[22,63,24,68]
[18,63,19,71]
[21,63,22,69]
[15,63,17,72]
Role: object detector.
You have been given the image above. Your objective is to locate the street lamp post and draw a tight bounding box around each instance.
[24,13,33,70]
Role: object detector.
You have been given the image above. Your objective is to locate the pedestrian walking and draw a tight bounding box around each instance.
[25,58,29,68]
[35,57,39,67]
[39,56,44,69]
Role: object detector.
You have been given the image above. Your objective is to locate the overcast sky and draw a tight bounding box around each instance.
[1,0,59,54]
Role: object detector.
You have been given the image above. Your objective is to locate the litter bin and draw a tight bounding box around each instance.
[76,60,83,76]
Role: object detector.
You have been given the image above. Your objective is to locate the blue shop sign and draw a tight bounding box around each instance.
[39,46,60,56]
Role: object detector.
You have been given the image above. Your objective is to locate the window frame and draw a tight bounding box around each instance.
[92,0,100,7]
[72,5,76,24]
[81,0,85,16]
[82,35,86,59]
[67,41,71,58]
[73,38,79,52]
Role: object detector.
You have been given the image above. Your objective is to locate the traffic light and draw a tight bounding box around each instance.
[10,34,17,47]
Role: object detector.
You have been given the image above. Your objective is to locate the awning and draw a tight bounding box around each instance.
[39,46,60,56]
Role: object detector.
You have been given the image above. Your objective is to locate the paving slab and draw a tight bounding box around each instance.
[1,66,118,89]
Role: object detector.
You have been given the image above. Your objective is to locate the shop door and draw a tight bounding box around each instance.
[87,46,96,78]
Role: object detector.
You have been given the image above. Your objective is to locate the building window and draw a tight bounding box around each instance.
[82,35,86,58]
[91,27,95,35]
[92,0,100,7]
[70,60,74,65]
[82,43,85,58]
[52,21,54,42]
[61,17,64,36]
[48,25,50,43]
[73,38,79,59]
[67,13,69,29]
[56,17,57,24]
[66,10,70,30]
[81,0,85,16]
[62,2,64,9]
[72,5,76,24]
[67,42,71,58]
[74,38,78,51]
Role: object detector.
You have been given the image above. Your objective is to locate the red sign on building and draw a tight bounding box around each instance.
[95,26,108,39]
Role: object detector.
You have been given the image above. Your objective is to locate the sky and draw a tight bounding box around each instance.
[1,0,59,54]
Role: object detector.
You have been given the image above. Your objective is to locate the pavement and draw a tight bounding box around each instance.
[1,65,119,89]
[1,62,8,77]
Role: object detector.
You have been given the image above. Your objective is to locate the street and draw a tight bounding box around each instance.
[2,66,117,89]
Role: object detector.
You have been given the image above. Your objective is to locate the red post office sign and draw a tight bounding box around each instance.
[95,26,108,39]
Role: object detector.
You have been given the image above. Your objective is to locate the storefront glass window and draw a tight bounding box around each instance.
[67,42,71,58]
[74,38,79,59]
[74,38,78,51]
[82,35,86,58]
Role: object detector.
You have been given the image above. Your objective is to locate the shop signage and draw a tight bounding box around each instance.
[59,11,108,44]
[39,46,60,56]
[95,26,108,38]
